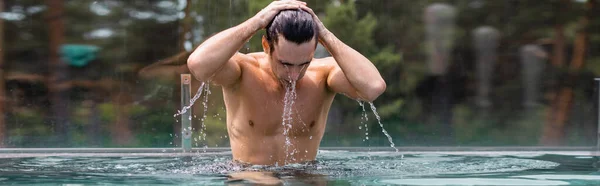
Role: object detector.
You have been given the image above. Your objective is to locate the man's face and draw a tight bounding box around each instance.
[270,35,316,83]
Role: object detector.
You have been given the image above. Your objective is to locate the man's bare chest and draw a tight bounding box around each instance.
[237,85,332,135]
[225,72,334,136]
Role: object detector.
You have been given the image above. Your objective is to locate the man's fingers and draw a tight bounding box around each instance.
[299,5,316,16]
[273,0,306,7]
[272,0,311,13]
[278,0,306,4]
[273,2,304,11]
[299,5,312,13]
[276,4,301,11]
[275,0,305,5]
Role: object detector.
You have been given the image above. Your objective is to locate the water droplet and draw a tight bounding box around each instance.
[309,136,313,139]
[368,102,398,152]
[358,126,362,129]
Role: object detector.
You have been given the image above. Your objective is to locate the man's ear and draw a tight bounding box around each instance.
[262,35,270,55]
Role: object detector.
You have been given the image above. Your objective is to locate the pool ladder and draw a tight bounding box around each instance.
[596,78,600,154]
[181,74,192,152]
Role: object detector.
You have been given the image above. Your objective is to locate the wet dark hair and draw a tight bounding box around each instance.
[265,9,319,53]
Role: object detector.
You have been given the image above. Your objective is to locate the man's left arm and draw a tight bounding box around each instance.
[320,29,386,102]
[300,6,386,101]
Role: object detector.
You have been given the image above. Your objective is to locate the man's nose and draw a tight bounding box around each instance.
[290,69,300,80]
[286,67,301,80]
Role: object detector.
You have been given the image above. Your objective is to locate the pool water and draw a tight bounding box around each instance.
[0,150,599,185]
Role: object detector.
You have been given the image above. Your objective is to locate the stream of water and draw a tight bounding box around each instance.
[282,80,298,164]
[174,80,399,158]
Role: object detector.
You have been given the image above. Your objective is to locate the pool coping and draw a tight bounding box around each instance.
[0,146,596,153]
[0,147,599,158]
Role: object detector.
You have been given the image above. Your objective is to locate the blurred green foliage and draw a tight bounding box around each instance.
[3,0,600,147]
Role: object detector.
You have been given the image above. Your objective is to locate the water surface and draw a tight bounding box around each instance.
[0,150,598,185]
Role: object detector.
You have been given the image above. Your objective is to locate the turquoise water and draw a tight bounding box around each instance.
[0,150,598,185]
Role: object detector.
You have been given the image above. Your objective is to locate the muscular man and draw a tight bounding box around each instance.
[187,0,386,166]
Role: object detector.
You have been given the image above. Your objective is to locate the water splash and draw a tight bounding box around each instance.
[368,102,398,152]
[198,82,211,151]
[172,81,211,151]
[174,82,206,117]
[358,101,370,142]
[282,80,298,164]
[201,85,211,130]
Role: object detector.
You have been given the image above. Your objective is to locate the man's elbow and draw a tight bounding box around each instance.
[363,79,386,102]
[187,57,206,81]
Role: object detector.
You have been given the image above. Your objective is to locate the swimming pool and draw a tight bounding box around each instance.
[0,147,598,185]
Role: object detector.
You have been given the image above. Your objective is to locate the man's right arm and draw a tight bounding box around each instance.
[186,19,260,86]
[187,0,307,86]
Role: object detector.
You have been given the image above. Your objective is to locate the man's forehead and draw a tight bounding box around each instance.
[275,35,317,46]
[274,37,316,63]
[274,48,314,64]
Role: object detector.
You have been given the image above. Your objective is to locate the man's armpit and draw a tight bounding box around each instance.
[326,65,362,100]
[210,53,246,87]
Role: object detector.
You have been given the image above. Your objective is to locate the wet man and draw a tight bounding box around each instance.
[187,0,386,166]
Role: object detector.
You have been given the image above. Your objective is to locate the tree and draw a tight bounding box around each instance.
[541,0,597,145]
[319,0,402,146]
[46,0,71,144]
[0,0,5,147]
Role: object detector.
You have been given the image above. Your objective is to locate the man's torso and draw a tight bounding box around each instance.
[222,52,336,165]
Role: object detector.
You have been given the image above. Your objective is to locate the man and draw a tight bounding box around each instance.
[187,0,386,166]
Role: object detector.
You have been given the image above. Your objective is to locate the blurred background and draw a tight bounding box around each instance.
[0,0,598,148]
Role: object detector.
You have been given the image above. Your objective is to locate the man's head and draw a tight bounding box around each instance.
[262,9,319,83]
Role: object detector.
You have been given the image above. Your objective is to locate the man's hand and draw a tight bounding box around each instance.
[298,5,328,41]
[253,0,308,29]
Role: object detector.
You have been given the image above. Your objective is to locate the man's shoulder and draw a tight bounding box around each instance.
[309,57,337,71]
[236,52,266,67]
[245,52,267,61]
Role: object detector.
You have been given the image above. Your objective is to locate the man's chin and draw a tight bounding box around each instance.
[285,78,300,83]
[278,79,298,87]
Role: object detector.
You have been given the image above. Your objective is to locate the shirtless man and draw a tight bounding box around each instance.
[187,0,386,166]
